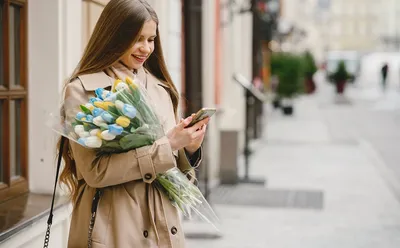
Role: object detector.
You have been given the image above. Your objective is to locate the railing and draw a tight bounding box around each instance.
[233,73,266,185]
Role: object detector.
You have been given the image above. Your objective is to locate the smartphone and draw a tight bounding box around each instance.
[187,108,216,127]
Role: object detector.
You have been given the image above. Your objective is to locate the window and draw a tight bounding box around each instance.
[82,0,109,47]
[0,0,28,201]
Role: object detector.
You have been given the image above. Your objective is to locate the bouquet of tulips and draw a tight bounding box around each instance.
[68,77,164,156]
[49,76,219,230]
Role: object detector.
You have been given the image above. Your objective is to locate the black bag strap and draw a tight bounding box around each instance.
[43,137,102,248]
[88,189,102,248]
[43,137,66,248]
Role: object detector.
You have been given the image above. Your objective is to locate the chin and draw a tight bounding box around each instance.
[132,64,143,70]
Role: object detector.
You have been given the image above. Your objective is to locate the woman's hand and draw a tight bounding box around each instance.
[166,116,210,152]
[184,116,208,155]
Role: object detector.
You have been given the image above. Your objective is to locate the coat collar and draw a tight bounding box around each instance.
[77,62,170,91]
[77,72,113,91]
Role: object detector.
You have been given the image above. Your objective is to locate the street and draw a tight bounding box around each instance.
[183,69,400,248]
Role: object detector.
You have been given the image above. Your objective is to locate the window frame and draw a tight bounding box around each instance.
[0,0,29,202]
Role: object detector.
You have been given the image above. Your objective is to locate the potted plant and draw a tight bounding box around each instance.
[275,53,302,115]
[302,51,317,94]
[330,60,349,94]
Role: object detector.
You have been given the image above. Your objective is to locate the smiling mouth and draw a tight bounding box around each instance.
[132,55,147,62]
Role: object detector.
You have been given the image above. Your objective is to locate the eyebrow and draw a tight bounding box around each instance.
[139,35,157,38]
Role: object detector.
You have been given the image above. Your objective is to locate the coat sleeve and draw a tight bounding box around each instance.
[65,80,176,188]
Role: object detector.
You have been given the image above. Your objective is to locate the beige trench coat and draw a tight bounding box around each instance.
[64,63,201,248]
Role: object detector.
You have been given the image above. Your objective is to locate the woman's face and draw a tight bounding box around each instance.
[120,20,157,70]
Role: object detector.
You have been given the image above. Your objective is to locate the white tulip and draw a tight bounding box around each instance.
[89,129,101,136]
[93,116,106,126]
[101,130,116,141]
[78,131,90,138]
[84,136,102,148]
[115,83,129,92]
[115,100,124,111]
[74,125,85,135]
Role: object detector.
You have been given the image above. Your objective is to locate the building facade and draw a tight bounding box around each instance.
[279,0,383,62]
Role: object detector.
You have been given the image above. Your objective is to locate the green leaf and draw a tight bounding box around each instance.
[117,91,135,106]
[119,133,155,150]
[107,106,122,119]
[131,118,141,128]
[80,105,92,115]
[129,85,141,102]
[73,119,84,125]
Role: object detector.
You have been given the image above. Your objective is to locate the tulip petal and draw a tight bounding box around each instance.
[76,112,86,120]
[101,130,116,141]
[101,112,114,123]
[85,136,102,148]
[116,116,130,128]
[74,125,85,135]
[115,100,124,111]
[86,115,94,122]
[108,124,124,135]
[95,88,104,99]
[93,116,106,126]
[89,128,101,136]
[78,138,86,146]
[93,108,104,117]
[115,82,129,92]
[122,104,137,119]
[78,131,90,138]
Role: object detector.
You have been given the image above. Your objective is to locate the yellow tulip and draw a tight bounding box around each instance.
[125,77,138,89]
[104,102,115,109]
[116,116,130,128]
[93,101,114,110]
[112,79,123,92]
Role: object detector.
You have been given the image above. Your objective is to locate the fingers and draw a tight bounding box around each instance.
[191,127,205,140]
[188,117,210,132]
[177,116,193,130]
[202,124,207,132]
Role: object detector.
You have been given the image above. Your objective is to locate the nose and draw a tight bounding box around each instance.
[140,41,151,54]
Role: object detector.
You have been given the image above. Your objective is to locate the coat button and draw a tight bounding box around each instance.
[171,226,178,235]
[143,230,148,238]
[144,173,152,180]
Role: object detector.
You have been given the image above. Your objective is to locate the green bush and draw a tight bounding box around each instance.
[302,51,317,78]
[271,53,304,98]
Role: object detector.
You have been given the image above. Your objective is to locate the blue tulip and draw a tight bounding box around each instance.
[108,124,124,135]
[92,108,104,117]
[104,93,117,102]
[86,115,94,122]
[76,112,86,120]
[122,104,137,119]
[101,112,114,123]
[95,88,105,100]
[78,138,86,146]
[89,97,102,105]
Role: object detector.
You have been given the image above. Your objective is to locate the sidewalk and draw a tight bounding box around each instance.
[183,78,400,248]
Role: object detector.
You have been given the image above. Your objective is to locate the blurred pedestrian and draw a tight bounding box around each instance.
[381,63,389,90]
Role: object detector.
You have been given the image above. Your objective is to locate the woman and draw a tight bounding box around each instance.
[59,0,209,247]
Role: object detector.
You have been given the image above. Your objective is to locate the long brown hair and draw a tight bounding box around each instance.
[58,0,178,202]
